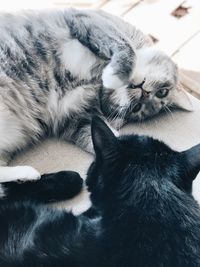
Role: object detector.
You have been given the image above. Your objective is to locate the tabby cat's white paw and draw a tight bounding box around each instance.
[102,65,124,89]
[14,166,41,182]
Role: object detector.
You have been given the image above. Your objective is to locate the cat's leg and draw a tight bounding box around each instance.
[69,123,94,153]
[0,171,83,202]
[63,118,119,154]
[0,166,40,183]
[0,109,41,183]
[65,10,136,89]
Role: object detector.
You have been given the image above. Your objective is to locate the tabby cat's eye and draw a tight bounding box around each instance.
[127,83,135,89]
[132,103,142,113]
[156,88,169,98]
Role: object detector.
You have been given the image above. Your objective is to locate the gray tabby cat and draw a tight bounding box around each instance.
[0,8,193,184]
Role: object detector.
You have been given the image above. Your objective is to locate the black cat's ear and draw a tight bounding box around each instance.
[91,116,119,161]
[182,143,200,178]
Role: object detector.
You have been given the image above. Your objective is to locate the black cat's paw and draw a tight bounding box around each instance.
[41,171,83,202]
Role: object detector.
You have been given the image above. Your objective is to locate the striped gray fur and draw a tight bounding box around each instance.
[0,9,192,183]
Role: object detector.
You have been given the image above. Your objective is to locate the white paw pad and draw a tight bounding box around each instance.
[102,64,124,89]
[14,166,41,182]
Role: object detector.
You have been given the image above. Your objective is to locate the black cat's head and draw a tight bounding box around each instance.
[86,117,200,212]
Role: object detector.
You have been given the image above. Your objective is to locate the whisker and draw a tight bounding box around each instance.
[163,105,174,120]
[108,92,139,129]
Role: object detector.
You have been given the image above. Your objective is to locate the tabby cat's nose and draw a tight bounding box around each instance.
[142,90,150,98]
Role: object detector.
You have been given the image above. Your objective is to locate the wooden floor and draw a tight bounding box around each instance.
[1,0,200,97]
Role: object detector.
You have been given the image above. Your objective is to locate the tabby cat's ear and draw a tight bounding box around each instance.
[182,143,200,178]
[91,116,119,161]
[172,85,194,111]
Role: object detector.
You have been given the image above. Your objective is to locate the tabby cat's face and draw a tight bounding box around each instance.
[100,48,192,129]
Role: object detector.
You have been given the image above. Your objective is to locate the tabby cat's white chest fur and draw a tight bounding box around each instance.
[47,86,96,122]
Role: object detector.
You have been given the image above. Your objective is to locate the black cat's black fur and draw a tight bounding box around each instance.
[0,117,200,267]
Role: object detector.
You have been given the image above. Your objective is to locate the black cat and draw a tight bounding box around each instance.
[0,117,200,267]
